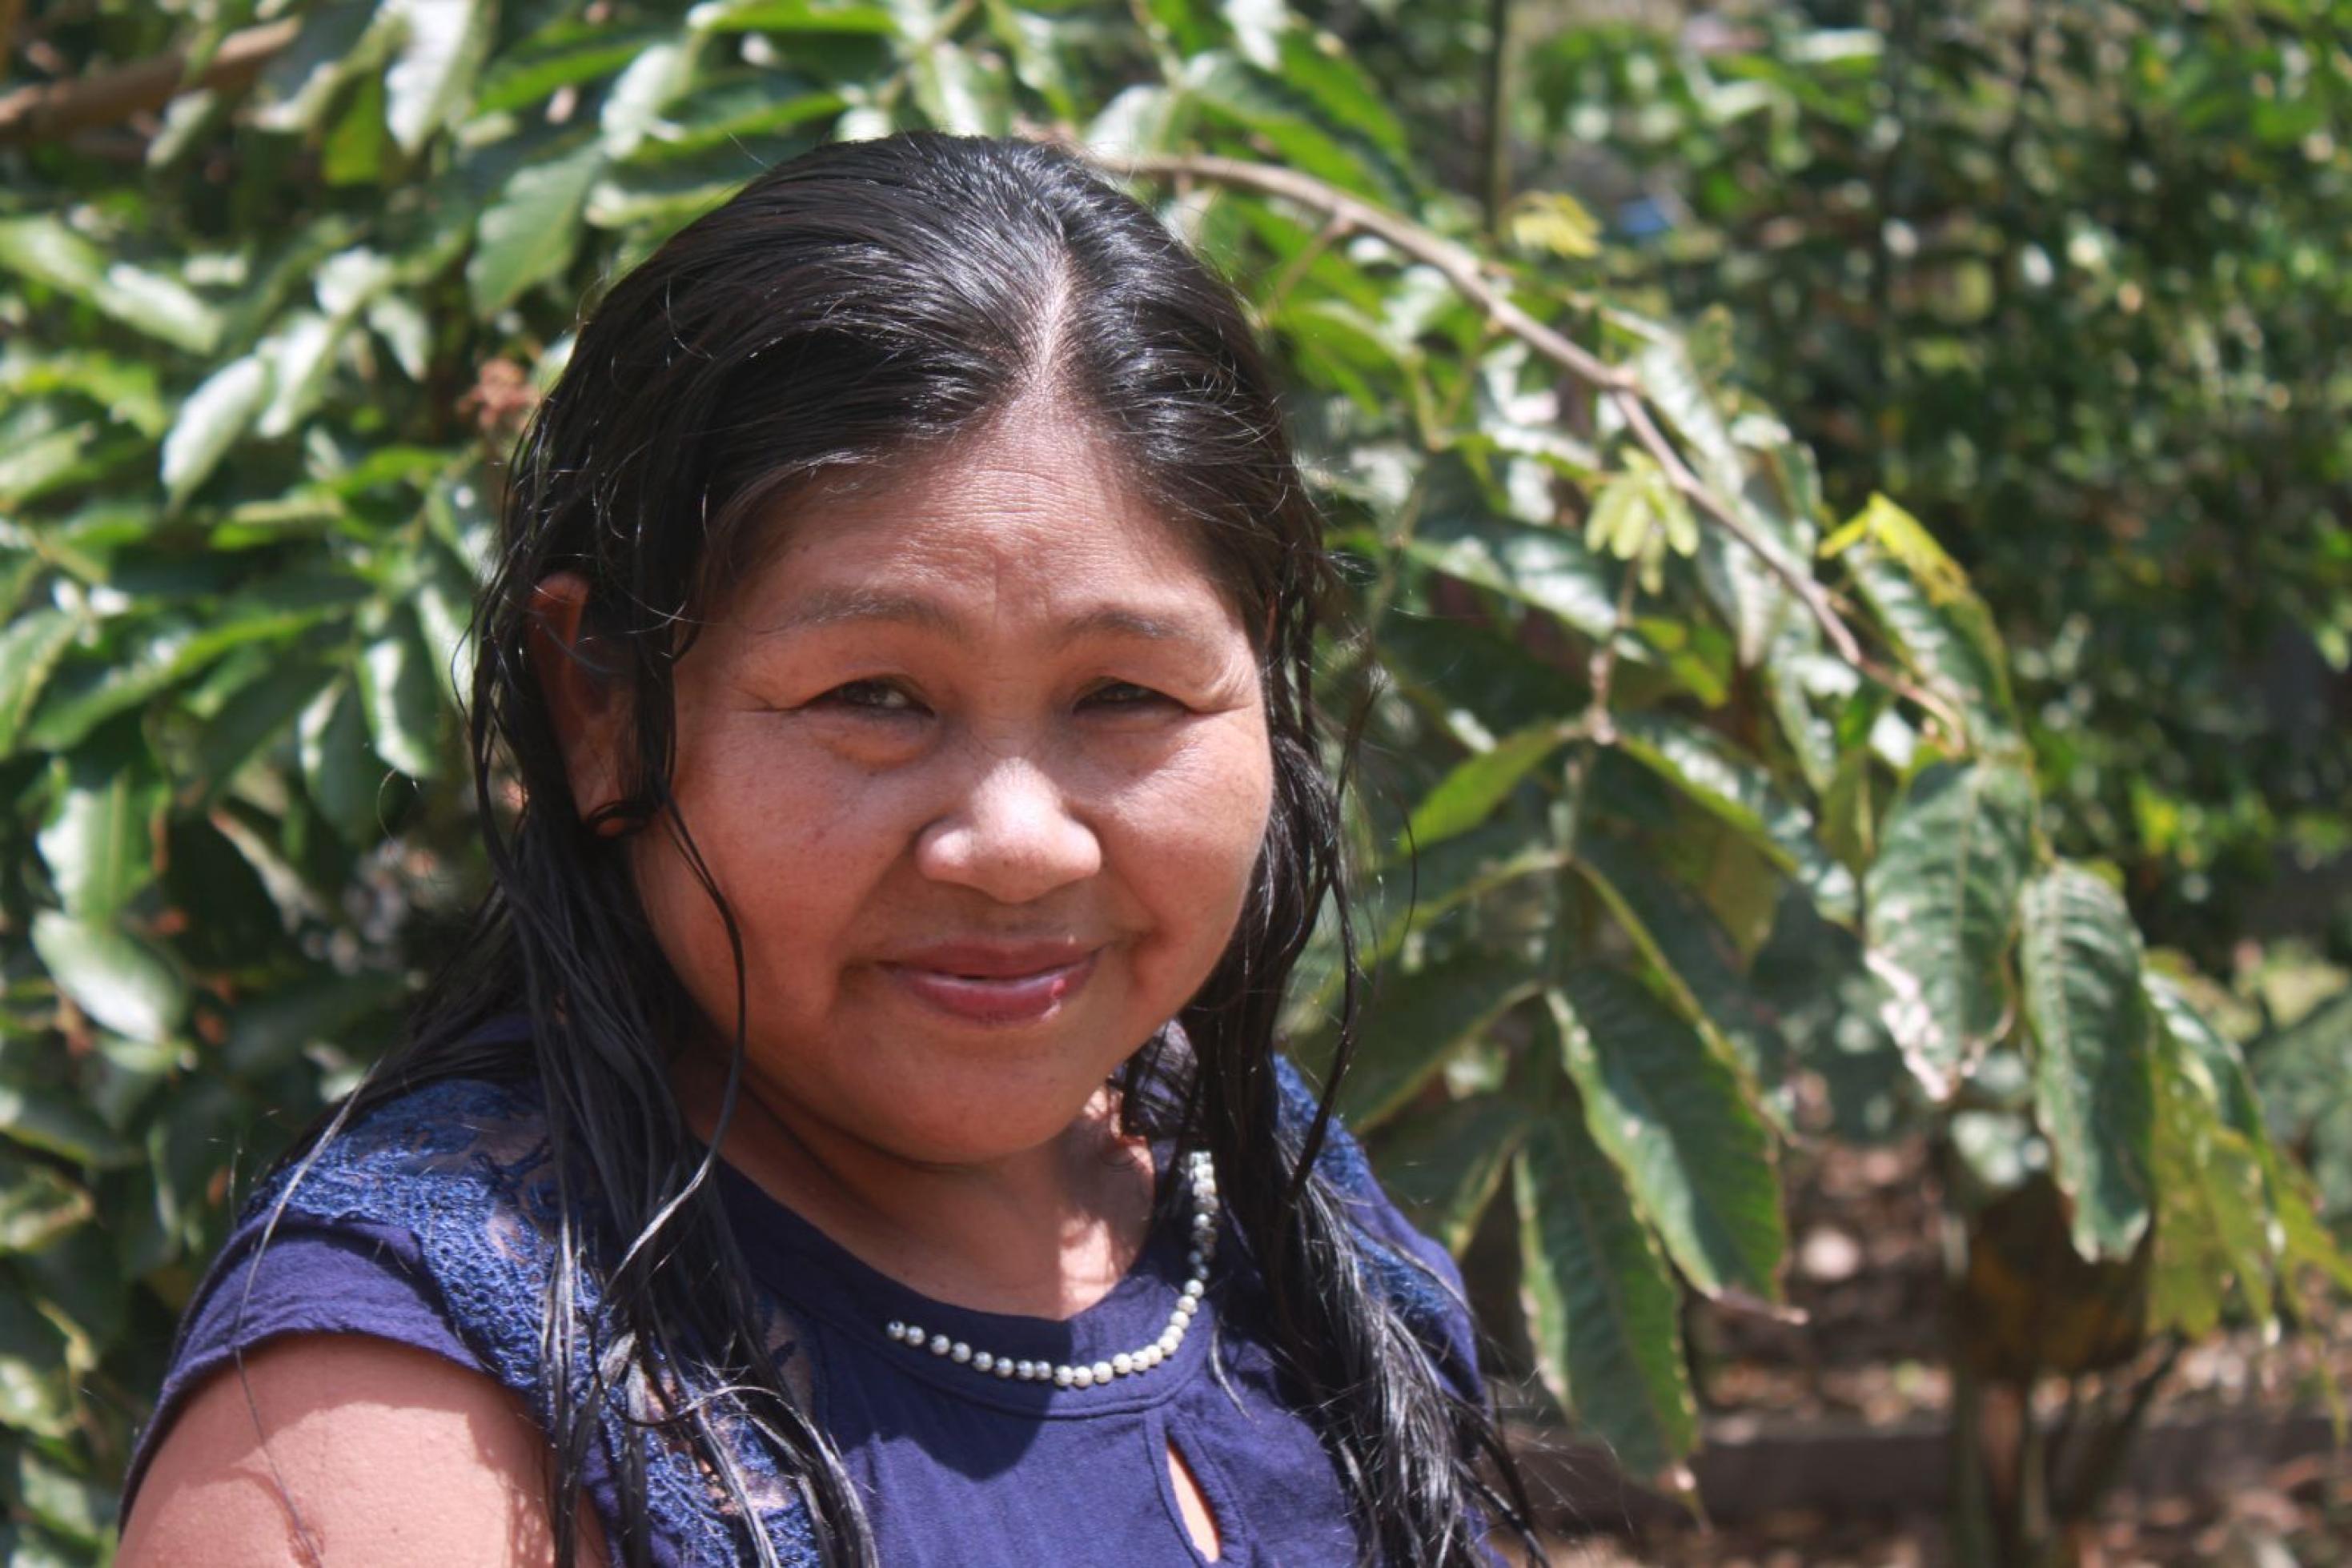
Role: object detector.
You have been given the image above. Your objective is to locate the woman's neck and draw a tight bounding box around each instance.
[669,1049,1159,1321]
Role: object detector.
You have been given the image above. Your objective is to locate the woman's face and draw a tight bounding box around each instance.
[594,399,1274,1165]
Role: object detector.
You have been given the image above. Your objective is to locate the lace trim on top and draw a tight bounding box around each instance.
[246,1077,820,1567]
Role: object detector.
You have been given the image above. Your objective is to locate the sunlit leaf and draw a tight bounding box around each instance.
[30,912,187,1045]
[37,724,167,922]
[1615,712,1856,923]
[1863,759,2036,1098]
[383,0,495,154]
[1548,971,1785,1301]
[467,142,606,315]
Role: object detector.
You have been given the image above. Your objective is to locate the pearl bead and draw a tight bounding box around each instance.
[875,1152,1221,1389]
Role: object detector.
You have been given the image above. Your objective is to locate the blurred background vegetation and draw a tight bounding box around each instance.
[1,0,2346,1562]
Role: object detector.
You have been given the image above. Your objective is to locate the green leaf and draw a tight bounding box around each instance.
[0,1152,93,1255]
[1273,29,1406,155]
[1334,947,1541,1130]
[1571,834,1786,1089]
[477,31,663,114]
[1824,494,2016,743]
[1375,1093,1533,1256]
[161,815,289,970]
[1549,971,1785,1302]
[36,724,167,922]
[1631,335,1744,502]
[0,1289,73,1438]
[323,62,390,185]
[358,614,446,778]
[22,621,201,753]
[467,142,606,315]
[1863,759,2037,1098]
[0,217,222,355]
[1399,719,1576,853]
[911,43,1008,135]
[686,0,898,33]
[1403,511,1620,643]
[1377,614,1586,742]
[1515,1109,1697,1482]
[1615,712,1856,923]
[980,0,1076,118]
[14,1448,114,1548]
[0,1085,134,1168]
[383,0,495,154]
[2147,1025,2274,1336]
[225,966,407,1075]
[299,679,391,844]
[29,912,187,1045]
[0,609,82,755]
[599,37,696,158]
[161,354,271,511]
[2020,862,2156,1261]
[193,659,336,795]
[2141,975,2266,1141]
[255,311,351,439]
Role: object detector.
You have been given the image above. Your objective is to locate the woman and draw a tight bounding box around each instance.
[118,130,1535,1566]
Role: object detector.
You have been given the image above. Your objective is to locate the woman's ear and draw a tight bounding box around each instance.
[528,573,632,832]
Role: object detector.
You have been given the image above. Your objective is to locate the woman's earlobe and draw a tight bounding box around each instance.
[528,572,632,831]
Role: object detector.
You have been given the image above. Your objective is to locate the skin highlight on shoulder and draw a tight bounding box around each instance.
[118,1333,606,1568]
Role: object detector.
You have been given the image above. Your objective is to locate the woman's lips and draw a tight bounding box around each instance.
[880,948,1101,1025]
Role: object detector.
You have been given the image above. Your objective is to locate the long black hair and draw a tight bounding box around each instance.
[295,130,1536,1566]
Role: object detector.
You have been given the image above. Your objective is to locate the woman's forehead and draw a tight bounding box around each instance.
[728,407,1250,636]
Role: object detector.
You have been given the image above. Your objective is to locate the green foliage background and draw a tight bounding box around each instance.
[0,0,2346,1559]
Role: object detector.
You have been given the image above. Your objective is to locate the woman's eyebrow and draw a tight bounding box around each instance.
[757,587,1225,649]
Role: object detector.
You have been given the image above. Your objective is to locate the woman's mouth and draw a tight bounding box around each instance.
[879,944,1102,1026]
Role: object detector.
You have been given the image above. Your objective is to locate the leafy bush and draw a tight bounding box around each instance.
[0,2,2342,1561]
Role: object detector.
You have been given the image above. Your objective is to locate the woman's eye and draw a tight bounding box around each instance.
[1084,681,1173,710]
[816,680,926,715]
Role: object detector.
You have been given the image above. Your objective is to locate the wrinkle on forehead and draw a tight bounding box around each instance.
[716,391,1255,629]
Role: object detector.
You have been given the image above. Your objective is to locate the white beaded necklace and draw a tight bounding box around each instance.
[882,1148,1219,1390]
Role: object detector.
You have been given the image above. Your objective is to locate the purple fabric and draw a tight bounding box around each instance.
[127,1070,1493,1566]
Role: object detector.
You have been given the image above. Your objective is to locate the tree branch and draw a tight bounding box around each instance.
[0,17,299,146]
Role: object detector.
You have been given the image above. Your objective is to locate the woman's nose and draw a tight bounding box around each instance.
[913,752,1102,904]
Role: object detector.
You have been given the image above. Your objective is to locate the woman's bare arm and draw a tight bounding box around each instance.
[118,1333,608,1567]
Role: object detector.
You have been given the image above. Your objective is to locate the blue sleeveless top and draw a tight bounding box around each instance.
[124,1053,1491,1565]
